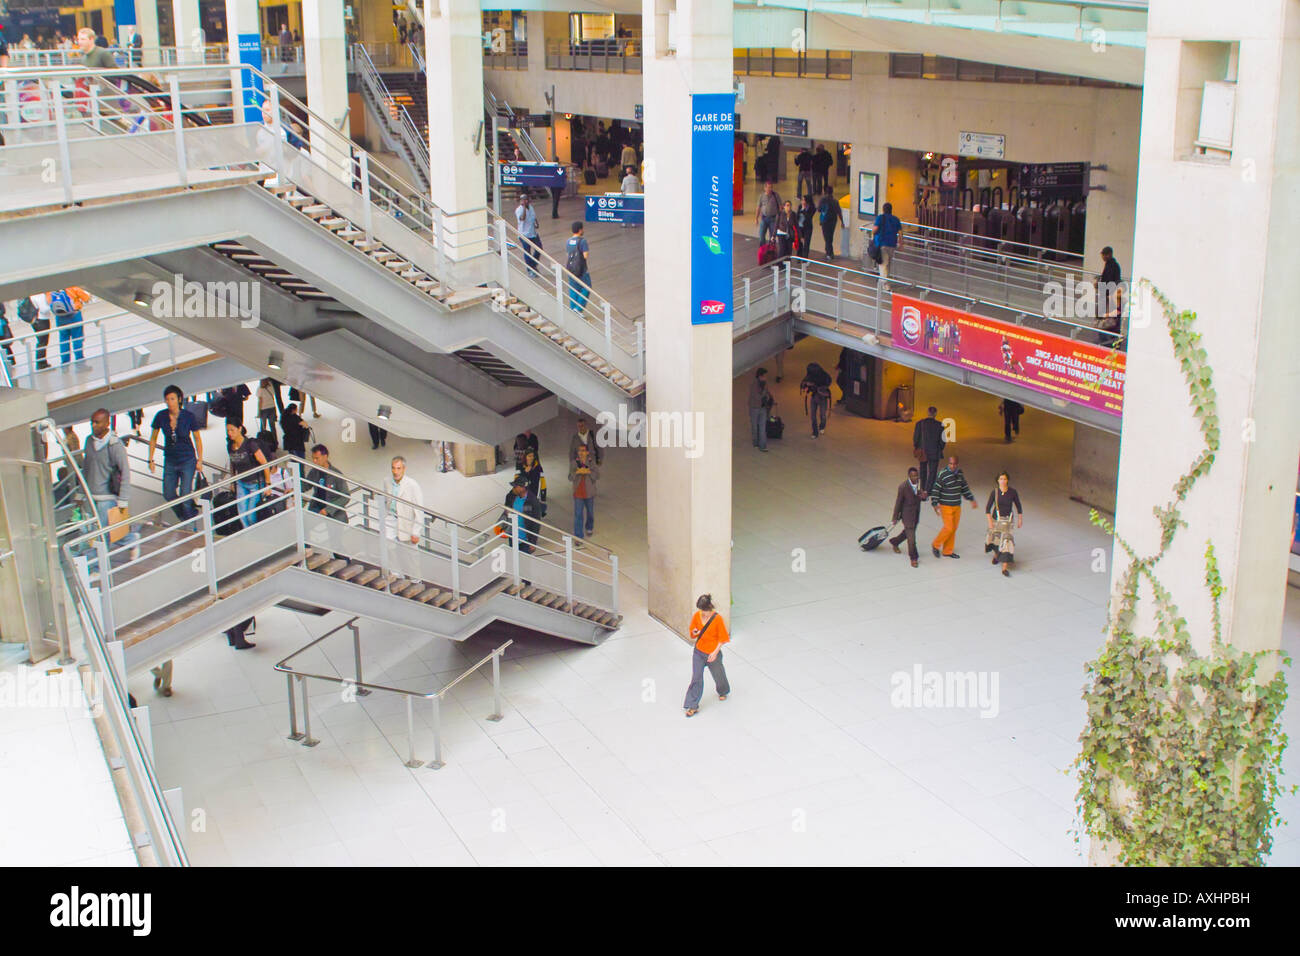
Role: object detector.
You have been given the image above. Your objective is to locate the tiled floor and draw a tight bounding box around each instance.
[0,643,139,867]
[130,337,1300,866]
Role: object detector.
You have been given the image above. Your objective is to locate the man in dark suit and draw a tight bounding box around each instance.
[1000,399,1025,443]
[912,405,946,493]
[890,467,926,567]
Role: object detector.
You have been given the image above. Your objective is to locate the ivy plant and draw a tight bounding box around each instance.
[1073,280,1293,866]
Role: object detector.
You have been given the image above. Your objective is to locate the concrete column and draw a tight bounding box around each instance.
[1100,0,1300,852]
[424,0,489,257]
[642,0,734,635]
[135,0,161,64]
[172,0,203,64]
[225,0,263,123]
[302,0,348,179]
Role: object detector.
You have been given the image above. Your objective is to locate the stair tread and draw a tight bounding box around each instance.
[336,564,366,582]
[318,558,349,576]
[354,569,380,586]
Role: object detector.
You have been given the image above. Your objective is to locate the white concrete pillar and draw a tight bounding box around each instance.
[642,0,734,634]
[172,0,203,63]
[303,0,349,180]
[424,0,489,257]
[225,0,263,123]
[1100,0,1300,856]
[135,0,161,65]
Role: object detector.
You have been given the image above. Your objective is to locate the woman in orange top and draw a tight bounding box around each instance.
[684,593,731,717]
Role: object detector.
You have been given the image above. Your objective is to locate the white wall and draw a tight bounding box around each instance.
[486,45,1142,265]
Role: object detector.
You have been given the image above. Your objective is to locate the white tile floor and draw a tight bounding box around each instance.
[0,643,139,867]
[125,337,1299,866]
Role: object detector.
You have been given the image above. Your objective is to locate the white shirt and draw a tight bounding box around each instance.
[515,203,539,238]
[385,474,425,542]
[621,174,640,195]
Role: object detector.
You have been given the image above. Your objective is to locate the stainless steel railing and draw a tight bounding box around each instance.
[274,615,513,768]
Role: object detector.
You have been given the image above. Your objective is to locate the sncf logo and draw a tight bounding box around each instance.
[699,300,726,316]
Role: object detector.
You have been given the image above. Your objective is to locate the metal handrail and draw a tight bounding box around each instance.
[355,42,430,184]
[892,219,1091,272]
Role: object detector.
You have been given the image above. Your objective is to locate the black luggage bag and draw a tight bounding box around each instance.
[858,524,892,551]
[766,415,784,439]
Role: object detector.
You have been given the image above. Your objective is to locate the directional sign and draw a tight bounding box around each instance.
[499,162,567,189]
[775,116,808,137]
[958,130,1005,159]
[584,193,644,224]
[1020,162,1090,199]
[634,104,643,122]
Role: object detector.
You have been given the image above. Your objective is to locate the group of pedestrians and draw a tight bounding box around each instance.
[755,183,843,261]
[1,288,92,372]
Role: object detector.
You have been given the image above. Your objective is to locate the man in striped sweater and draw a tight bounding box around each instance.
[930,454,978,559]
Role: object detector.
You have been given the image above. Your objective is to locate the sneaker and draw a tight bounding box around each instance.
[946,553,961,559]
[931,547,941,558]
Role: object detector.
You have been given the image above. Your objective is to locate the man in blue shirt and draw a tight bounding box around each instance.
[872,202,903,279]
[565,222,591,312]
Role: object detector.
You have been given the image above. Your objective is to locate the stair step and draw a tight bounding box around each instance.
[302,204,331,217]
[383,260,410,271]
[397,580,427,597]
[415,279,438,290]
[507,303,528,315]
[320,218,348,229]
[432,592,455,608]
[287,194,313,207]
[354,569,380,587]
[518,310,539,321]
[305,551,331,571]
[519,586,537,600]
[369,250,396,262]
[412,587,440,603]
[336,564,366,582]
[337,228,364,240]
[379,575,406,592]
[506,583,524,596]
[354,240,383,252]
[265,182,293,196]
[319,559,349,577]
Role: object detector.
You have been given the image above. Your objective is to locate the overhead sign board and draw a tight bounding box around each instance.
[584,193,644,224]
[500,162,566,189]
[775,116,808,137]
[1020,162,1090,198]
[958,131,1005,159]
[634,104,643,122]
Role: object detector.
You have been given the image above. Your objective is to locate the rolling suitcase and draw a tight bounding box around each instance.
[758,241,778,266]
[584,168,597,185]
[211,488,240,536]
[766,415,784,439]
[858,524,893,551]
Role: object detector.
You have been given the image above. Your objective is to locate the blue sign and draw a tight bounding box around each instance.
[690,93,735,325]
[500,163,567,190]
[584,194,644,224]
[236,34,264,123]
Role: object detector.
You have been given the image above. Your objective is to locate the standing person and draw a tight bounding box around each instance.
[999,399,1024,443]
[817,189,839,261]
[620,165,641,228]
[799,362,832,439]
[280,402,307,459]
[872,202,902,279]
[747,366,773,452]
[1098,246,1124,343]
[812,143,834,196]
[502,473,541,554]
[256,378,278,434]
[147,385,203,523]
[368,421,388,450]
[76,28,116,68]
[226,423,270,528]
[774,200,796,258]
[18,296,50,370]
[930,454,978,559]
[513,429,540,470]
[0,302,13,371]
[520,448,544,502]
[755,181,781,246]
[49,290,84,366]
[796,195,816,259]
[384,455,424,546]
[278,23,293,62]
[569,443,598,541]
[834,347,850,405]
[130,28,142,67]
[569,416,603,466]
[83,408,137,548]
[794,145,814,199]
[985,471,1024,578]
[620,140,638,173]
[515,191,542,277]
[682,593,730,718]
[548,182,562,220]
[889,466,926,568]
[565,222,591,312]
[305,444,350,521]
[912,406,946,493]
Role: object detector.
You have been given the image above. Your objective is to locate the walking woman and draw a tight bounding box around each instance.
[226,423,272,529]
[985,471,1024,577]
[683,593,731,717]
[520,448,547,517]
[775,199,796,259]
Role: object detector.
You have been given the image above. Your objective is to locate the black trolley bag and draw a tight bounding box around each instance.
[858,521,896,551]
[766,415,784,439]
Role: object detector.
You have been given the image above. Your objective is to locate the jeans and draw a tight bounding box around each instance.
[56,311,84,364]
[235,479,263,528]
[569,272,591,312]
[683,647,730,711]
[521,234,542,275]
[822,226,836,258]
[162,457,197,522]
[573,496,594,538]
[797,171,814,198]
[810,395,829,437]
[750,407,768,449]
[758,214,776,246]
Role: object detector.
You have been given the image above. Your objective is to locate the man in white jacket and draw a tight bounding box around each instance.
[385,455,424,545]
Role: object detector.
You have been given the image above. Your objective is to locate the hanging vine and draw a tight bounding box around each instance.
[1073,279,1293,866]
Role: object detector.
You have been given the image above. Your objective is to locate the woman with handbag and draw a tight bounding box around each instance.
[984,471,1024,578]
[520,449,548,517]
[683,594,731,718]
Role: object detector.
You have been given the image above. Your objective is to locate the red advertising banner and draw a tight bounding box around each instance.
[890,294,1125,416]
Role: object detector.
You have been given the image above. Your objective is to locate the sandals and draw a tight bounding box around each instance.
[718,695,728,701]
[684,709,697,718]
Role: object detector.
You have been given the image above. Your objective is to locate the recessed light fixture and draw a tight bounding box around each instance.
[267,351,284,371]
[377,404,392,421]
[132,292,150,307]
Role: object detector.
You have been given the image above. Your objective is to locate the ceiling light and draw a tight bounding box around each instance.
[377,404,392,421]
[132,292,150,308]
[267,350,284,371]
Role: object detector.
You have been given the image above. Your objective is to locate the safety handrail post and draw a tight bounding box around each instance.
[298,676,319,747]
[771,266,779,320]
[50,78,75,206]
[285,672,302,740]
[434,208,447,295]
[350,621,370,697]
[510,511,522,587]
[95,538,116,640]
[198,499,218,596]
[450,524,461,603]
[743,277,751,328]
[635,320,645,381]
[268,83,286,180]
[496,218,510,290]
[404,697,421,767]
[610,554,619,612]
[488,648,504,722]
[98,322,112,390]
[554,262,564,315]
[563,535,574,612]
[379,493,390,583]
[428,697,444,769]
[604,301,613,357]
[835,269,844,328]
[291,460,306,565]
[169,74,189,187]
[358,149,373,240]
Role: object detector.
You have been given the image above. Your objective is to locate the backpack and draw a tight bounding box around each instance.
[18,297,37,323]
[49,291,74,315]
[565,241,587,277]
